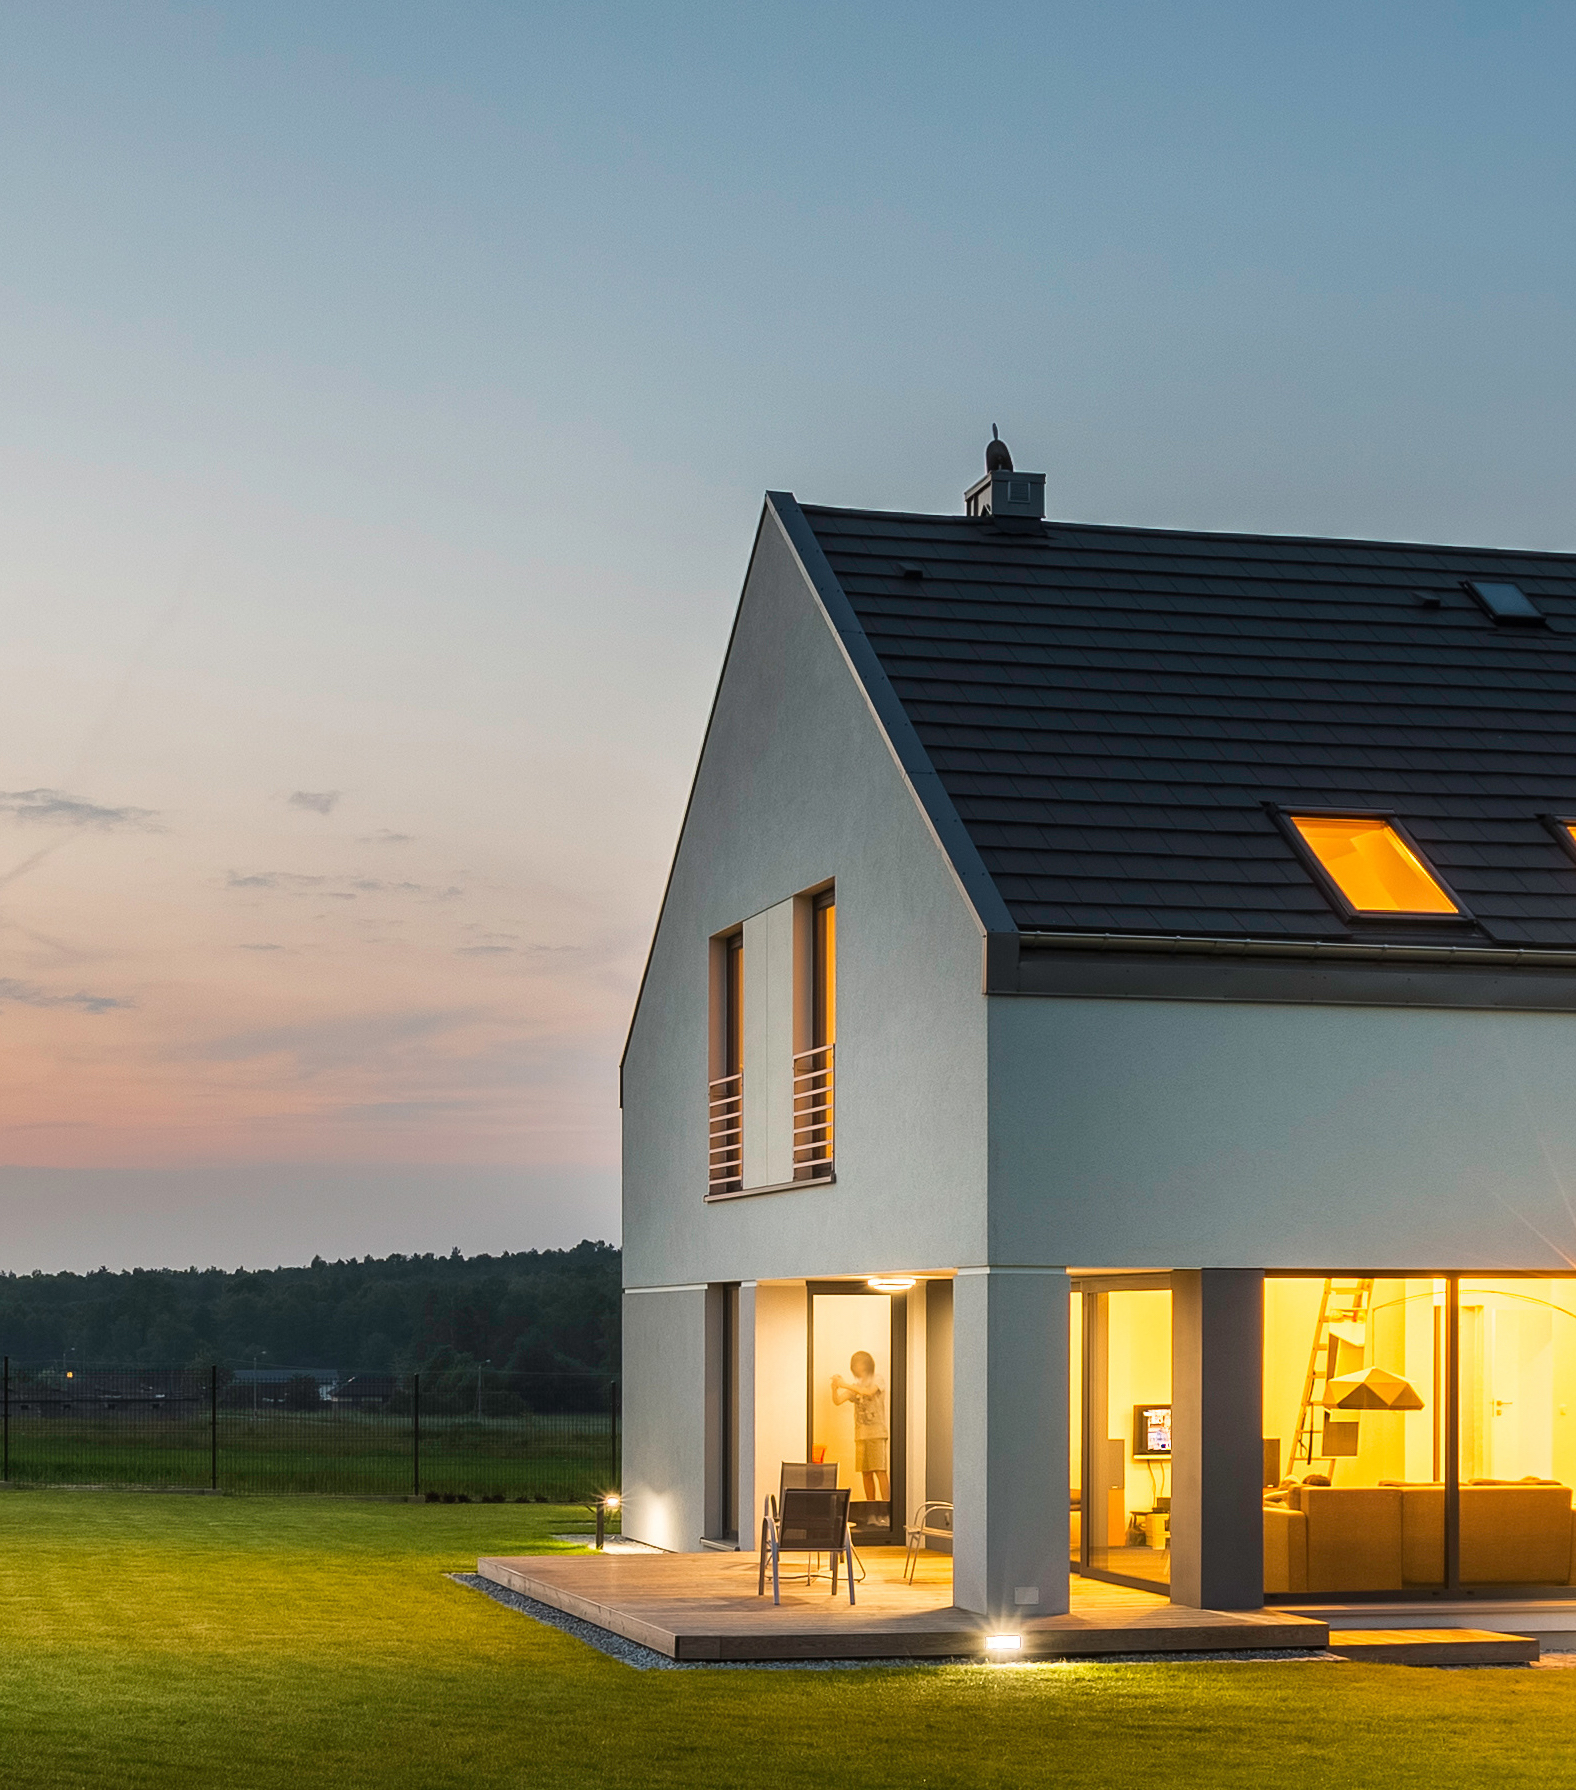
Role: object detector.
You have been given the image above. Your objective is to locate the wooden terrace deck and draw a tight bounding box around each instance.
[476,1546,1330,1662]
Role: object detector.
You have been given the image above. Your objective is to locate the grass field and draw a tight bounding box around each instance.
[2,1490,1575,1789]
[1,1411,617,1500]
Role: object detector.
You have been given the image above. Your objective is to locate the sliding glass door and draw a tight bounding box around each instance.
[1264,1274,1576,1599]
[1076,1275,1173,1592]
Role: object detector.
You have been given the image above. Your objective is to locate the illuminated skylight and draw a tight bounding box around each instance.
[1290,816,1459,915]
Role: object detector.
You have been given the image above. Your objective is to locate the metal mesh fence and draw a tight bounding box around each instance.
[0,1361,619,1501]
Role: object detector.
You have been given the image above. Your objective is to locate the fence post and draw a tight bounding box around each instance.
[3,1356,9,1484]
[612,1376,620,1491]
[412,1372,421,1499]
[210,1363,218,1492]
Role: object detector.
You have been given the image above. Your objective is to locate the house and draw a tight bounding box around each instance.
[619,437,1576,1623]
[231,1367,341,1405]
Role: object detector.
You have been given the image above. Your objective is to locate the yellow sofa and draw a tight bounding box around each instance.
[1263,1481,1575,1593]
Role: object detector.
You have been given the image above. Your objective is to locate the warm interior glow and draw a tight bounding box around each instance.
[1263,1276,1576,1595]
[867,1276,917,1292]
[816,898,836,1047]
[1291,816,1458,914]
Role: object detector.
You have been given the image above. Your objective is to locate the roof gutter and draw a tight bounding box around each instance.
[1017,929,1576,970]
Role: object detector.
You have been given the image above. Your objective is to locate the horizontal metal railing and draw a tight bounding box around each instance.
[709,1071,743,1193]
[792,1043,834,1177]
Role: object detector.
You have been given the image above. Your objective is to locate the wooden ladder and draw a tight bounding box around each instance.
[1287,1277,1375,1478]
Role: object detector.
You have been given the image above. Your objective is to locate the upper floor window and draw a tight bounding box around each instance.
[707,885,835,1199]
[708,930,744,1195]
[1289,815,1460,917]
[795,889,836,1181]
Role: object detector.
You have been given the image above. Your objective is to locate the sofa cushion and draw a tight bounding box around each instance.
[1460,1485,1573,1584]
[1396,1485,1445,1585]
[1299,1487,1403,1592]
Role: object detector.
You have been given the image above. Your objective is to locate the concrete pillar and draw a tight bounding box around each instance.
[1170,1269,1264,1610]
[951,1266,1069,1620]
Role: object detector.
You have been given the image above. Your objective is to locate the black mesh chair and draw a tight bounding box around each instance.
[779,1461,838,1497]
[758,1485,856,1605]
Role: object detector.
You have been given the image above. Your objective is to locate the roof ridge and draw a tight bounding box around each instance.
[799,504,1576,562]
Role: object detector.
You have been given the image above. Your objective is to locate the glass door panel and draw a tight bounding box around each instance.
[1086,1285,1172,1589]
[1263,1276,1444,1593]
[1069,1286,1082,1569]
[1457,1278,1576,1586]
[809,1288,902,1544]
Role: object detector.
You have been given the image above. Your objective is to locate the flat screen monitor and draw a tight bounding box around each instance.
[1133,1404,1172,1460]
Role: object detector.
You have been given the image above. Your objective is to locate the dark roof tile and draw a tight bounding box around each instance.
[803,504,1576,945]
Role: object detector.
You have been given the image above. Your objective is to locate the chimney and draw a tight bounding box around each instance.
[964,426,1045,520]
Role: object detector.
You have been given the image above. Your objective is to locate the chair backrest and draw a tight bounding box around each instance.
[776,1486,851,1549]
[780,1461,838,1498]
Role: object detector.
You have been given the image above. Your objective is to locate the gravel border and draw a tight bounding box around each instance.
[449,1575,1342,1672]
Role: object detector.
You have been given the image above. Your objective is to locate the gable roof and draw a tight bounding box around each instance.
[791,500,1576,952]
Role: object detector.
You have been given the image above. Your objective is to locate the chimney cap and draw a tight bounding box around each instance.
[965,429,1045,521]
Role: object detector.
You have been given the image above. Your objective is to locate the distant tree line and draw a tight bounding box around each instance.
[0,1241,620,1376]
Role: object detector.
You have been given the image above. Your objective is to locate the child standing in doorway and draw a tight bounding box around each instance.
[831,1351,889,1504]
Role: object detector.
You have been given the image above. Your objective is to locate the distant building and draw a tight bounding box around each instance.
[231,1367,340,1404]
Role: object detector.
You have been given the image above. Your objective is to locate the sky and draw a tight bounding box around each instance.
[1,2,1574,1271]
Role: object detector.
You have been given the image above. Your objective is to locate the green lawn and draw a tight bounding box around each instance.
[3,1411,616,1500]
[1,1491,1573,1788]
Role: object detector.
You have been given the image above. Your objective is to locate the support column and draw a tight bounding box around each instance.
[951,1266,1069,1620]
[1170,1269,1264,1610]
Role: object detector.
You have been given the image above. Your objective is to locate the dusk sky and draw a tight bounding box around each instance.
[3,3,1574,1270]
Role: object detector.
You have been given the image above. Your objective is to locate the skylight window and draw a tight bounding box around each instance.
[1289,816,1459,916]
[1464,580,1544,625]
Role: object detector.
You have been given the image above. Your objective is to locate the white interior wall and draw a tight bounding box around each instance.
[751,1281,808,1525]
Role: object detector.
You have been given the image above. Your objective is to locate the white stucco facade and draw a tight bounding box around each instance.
[620,493,1576,1617]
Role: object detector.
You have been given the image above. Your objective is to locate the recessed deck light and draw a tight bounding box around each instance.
[867,1276,918,1292]
[985,1634,1022,1651]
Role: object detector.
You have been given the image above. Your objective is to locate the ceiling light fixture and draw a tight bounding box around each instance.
[867,1276,918,1292]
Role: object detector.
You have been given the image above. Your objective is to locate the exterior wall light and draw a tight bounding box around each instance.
[587,1492,621,1551]
[867,1276,917,1292]
[984,1634,1022,1651]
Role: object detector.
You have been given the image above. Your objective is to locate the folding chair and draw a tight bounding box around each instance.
[758,1486,856,1606]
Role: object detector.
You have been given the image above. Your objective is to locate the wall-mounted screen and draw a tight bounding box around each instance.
[1133,1403,1172,1459]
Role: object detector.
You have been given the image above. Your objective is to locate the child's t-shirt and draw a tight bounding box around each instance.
[851,1378,888,1439]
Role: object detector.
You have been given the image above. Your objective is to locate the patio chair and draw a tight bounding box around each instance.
[903,1500,954,1583]
[758,1486,856,1606]
[779,1461,839,1497]
[774,1462,865,1589]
